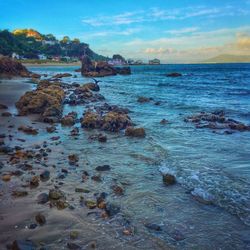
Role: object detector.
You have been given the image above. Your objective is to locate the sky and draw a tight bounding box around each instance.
[1,0,250,62]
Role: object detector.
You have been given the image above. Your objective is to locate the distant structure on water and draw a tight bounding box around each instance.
[149,58,160,65]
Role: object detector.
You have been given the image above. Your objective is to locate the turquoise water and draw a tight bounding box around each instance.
[28,64,250,249]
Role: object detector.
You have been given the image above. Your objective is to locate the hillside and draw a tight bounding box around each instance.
[0,29,107,61]
[204,54,250,63]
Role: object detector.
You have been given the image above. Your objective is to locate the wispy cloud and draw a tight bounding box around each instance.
[82,6,250,27]
[165,27,199,35]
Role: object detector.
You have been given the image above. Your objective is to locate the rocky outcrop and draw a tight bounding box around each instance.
[61,112,77,126]
[81,55,131,77]
[81,110,132,132]
[185,110,250,133]
[0,56,30,77]
[52,73,72,79]
[16,83,65,122]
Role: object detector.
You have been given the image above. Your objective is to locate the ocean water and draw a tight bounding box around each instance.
[26,64,250,249]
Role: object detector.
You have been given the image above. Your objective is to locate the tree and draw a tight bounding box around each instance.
[61,36,70,44]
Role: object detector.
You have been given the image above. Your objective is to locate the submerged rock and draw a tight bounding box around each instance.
[68,154,79,164]
[11,239,36,250]
[0,103,8,109]
[125,127,146,138]
[95,165,111,171]
[18,126,38,135]
[166,72,182,77]
[162,174,176,186]
[137,96,151,103]
[37,193,49,204]
[40,170,50,181]
[144,223,162,231]
[35,213,46,225]
[49,189,64,200]
[52,73,72,79]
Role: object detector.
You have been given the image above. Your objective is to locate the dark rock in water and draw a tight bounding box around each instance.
[28,223,37,229]
[137,96,151,103]
[98,134,107,142]
[40,170,50,181]
[112,185,124,195]
[0,146,13,154]
[1,111,12,117]
[61,112,77,126]
[18,125,38,135]
[35,213,46,225]
[11,239,36,250]
[160,119,168,124]
[37,193,49,204]
[95,165,111,171]
[0,103,8,109]
[85,200,97,209]
[125,127,146,138]
[166,72,182,77]
[46,126,56,133]
[91,175,102,182]
[82,82,100,91]
[68,154,79,164]
[56,200,68,210]
[67,242,81,250]
[0,56,30,77]
[75,188,90,193]
[52,73,72,79]
[162,174,176,186]
[105,203,120,216]
[69,231,79,240]
[144,223,162,231]
[70,127,79,136]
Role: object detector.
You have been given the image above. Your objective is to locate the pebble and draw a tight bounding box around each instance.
[35,213,46,225]
[37,193,49,204]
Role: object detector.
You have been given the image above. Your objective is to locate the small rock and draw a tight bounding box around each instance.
[112,185,124,195]
[11,240,36,250]
[98,134,107,143]
[30,176,39,188]
[162,174,176,186]
[46,126,56,133]
[56,200,68,210]
[95,165,110,171]
[12,190,28,198]
[35,213,46,225]
[28,223,37,229]
[1,111,12,117]
[18,126,38,135]
[1,174,11,182]
[67,242,81,250]
[75,188,90,193]
[37,193,49,204]
[68,154,79,164]
[160,119,168,124]
[137,96,151,103]
[105,203,120,217]
[0,103,8,109]
[70,127,79,136]
[40,170,50,181]
[91,175,102,182]
[85,200,97,209]
[166,72,182,77]
[70,231,79,240]
[49,189,64,200]
[125,127,146,138]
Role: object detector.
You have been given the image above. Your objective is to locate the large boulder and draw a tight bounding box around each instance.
[0,56,30,77]
[16,83,65,122]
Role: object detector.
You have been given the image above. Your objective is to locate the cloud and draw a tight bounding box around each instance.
[165,27,199,35]
[82,5,250,27]
[145,48,176,54]
[237,35,250,49]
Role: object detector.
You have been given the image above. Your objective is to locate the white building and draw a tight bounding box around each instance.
[38,54,47,60]
[12,52,20,59]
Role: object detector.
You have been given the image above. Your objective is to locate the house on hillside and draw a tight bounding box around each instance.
[108,59,126,65]
[38,54,47,60]
[42,40,57,45]
[12,52,20,59]
[149,58,160,65]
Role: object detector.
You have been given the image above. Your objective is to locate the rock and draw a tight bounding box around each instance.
[15,83,65,122]
[40,170,50,181]
[105,203,120,216]
[91,175,102,182]
[70,231,79,240]
[56,200,68,210]
[70,127,79,136]
[0,145,13,153]
[82,82,100,91]
[67,242,81,250]
[125,127,146,138]
[75,188,90,193]
[162,174,176,185]
[98,134,107,142]
[61,112,77,126]
[85,200,97,209]
[35,213,46,225]
[112,185,124,195]
[1,174,11,181]
[115,67,131,75]
[52,73,72,79]
[81,111,101,129]
[166,72,182,77]
[95,165,111,171]
[46,126,56,133]
[68,154,79,164]
[12,190,28,197]
[160,119,168,124]
[28,223,37,229]
[137,96,150,103]
[18,126,38,135]
[1,111,12,117]
[0,56,30,77]
[37,193,49,204]
[49,189,64,200]
[0,103,8,109]
[144,223,162,231]
[11,239,36,250]
[30,176,39,188]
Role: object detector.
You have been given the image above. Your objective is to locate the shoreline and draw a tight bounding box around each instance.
[23,62,81,67]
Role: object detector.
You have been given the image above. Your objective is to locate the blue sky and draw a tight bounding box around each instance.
[1,0,250,62]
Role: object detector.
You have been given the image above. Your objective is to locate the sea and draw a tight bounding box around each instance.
[10,63,250,249]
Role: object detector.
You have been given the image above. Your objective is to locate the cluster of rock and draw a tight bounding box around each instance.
[16,81,65,123]
[184,110,250,133]
[0,56,30,77]
[81,55,131,77]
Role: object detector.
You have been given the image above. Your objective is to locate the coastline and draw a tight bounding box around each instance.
[23,62,81,67]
